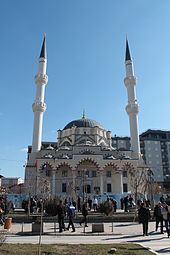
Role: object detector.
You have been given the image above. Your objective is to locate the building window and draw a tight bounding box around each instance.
[85,170,89,177]
[106,171,111,177]
[46,170,50,177]
[94,187,100,194]
[85,184,91,193]
[62,183,66,192]
[107,184,112,193]
[62,170,68,177]
[92,171,97,177]
[123,183,128,192]
[123,171,127,178]
[77,171,82,177]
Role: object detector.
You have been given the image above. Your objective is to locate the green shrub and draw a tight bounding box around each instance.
[97,201,114,216]
[44,199,59,216]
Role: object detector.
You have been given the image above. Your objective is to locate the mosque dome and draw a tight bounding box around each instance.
[63,118,104,130]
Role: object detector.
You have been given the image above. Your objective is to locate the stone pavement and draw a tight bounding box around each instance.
[1,222,170,254]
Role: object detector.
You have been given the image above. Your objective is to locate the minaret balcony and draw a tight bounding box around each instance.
[35,73,48,85]
[32,101,47,112]
[124,76,137,88]
[126,103,139,115]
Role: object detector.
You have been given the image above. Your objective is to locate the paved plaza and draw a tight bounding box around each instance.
[1,221,170,254]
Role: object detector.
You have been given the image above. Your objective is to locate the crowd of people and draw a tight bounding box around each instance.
[1,194,170,237]
[0,196,14,226]
[22,197,42,214]
[138,200,170,237]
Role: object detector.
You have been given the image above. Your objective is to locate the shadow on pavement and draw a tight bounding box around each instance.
[103,234,142,240]
[103,234,165,242]
[156,247,170,253]
[114,223,137,227]
[127,237,165,243]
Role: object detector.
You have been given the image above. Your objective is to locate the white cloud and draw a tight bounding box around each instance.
[20,148,28,152]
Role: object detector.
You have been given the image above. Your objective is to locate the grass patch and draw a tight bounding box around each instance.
[0,243,154,254]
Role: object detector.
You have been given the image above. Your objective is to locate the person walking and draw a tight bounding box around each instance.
[154,202,164,234]
[77,196,81,212]
[124,196,129,212]
[161,202,170,237]
[93,196,98,212]
[120,197,124,210]
[66,202,75,232]
[57,200,66,233]
[80,202,88,227]
[138,202,151,236]
[0,198,5,226]
[88,197,92,211]
[113,199,117,212]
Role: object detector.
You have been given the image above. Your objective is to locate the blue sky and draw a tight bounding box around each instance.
[1,0,170,179]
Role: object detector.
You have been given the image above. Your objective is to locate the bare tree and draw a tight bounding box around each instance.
[128,166,148,203]
[37,172,51,255]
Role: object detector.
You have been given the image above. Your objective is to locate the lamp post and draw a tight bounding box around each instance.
[148,168,154,209]
[82,169,88,202]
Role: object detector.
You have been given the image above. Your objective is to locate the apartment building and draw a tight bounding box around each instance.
[112,130,170,190]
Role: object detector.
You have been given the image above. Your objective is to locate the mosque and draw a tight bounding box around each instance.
[25,35,147,201]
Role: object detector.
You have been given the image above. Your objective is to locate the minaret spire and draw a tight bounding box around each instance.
[124,38,140,156]
[125,36,132,61]
[40,33,46,59]
[32,35,48,153]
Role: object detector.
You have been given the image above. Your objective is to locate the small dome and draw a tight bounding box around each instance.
[63,118,104,130]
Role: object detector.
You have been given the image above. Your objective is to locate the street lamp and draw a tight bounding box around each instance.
[148,168,154,209]
[82,169,88,202]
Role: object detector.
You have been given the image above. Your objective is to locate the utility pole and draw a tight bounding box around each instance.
[82,169,88,202]
[148,168,154,209]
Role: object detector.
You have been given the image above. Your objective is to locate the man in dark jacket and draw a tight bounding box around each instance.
[80,202,88,227]
[138,202,151,236]
[66,202,75,232]
[124,196,129,212]
[154,202,164,234]
[57,200,66,232]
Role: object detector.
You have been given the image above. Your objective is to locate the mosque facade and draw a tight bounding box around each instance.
[25,35,147,201]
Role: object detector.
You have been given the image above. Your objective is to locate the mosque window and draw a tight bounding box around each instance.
[61,141,71,146]
[46,170,50,177]
[94,187,100,194]
[86,184,91,193]
[85,171,89,177]
[62,183,67,193]
[106,171,111,177]
[77,171,82,177]
[107,184,112,193]
[62,170,68,177]
[123,183,128,192]
[123,171,127,177]
[92,170,97,177]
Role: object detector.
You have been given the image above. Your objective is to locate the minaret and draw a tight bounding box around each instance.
[32,34,48,153]
[124,38,140,156]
